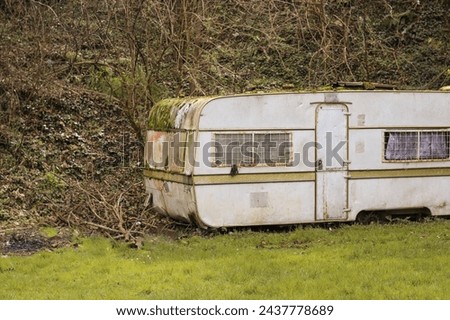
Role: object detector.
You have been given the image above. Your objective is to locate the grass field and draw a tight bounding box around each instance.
[0,220,449,299]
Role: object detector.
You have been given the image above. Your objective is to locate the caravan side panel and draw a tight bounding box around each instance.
[345,91,450,218]
[194,182,315,227]
[348,176,449,218]
[192,94,318,227]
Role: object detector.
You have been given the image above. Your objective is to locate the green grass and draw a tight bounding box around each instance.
[1,220,449,299]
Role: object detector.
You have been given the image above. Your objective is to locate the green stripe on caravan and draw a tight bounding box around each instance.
[143,168,450,184]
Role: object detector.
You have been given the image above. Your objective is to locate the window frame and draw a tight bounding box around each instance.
[383,129,450,163]
[212,131,294,167]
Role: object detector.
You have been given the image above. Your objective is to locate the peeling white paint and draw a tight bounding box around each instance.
[174,103,193,129]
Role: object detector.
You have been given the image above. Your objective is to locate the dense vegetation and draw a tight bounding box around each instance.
[0,0,449,238]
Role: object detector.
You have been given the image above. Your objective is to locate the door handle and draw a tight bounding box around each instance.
[317,159,323,170]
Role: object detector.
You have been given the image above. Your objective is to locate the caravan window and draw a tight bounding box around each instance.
[214,133,253,166]
[213,132,292,166]
[419,132,449,159]
[254,133,292,165]
[384,130,449,161]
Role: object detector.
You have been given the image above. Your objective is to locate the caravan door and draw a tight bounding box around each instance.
[315,104,349,221]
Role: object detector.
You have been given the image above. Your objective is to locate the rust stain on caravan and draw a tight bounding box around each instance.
[148,131,164,142]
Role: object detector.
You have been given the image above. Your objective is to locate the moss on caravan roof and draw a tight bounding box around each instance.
[148,98,184,130]
[148,97,212,130]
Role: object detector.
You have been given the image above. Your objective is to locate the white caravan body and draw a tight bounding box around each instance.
[144,91,450,227]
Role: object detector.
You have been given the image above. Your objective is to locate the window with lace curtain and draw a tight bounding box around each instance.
[384,131,450,161]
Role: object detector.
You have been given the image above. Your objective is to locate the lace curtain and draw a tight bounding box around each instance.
[385,131,449,160]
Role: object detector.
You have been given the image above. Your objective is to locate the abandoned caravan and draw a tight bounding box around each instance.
[143,88,450,228]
